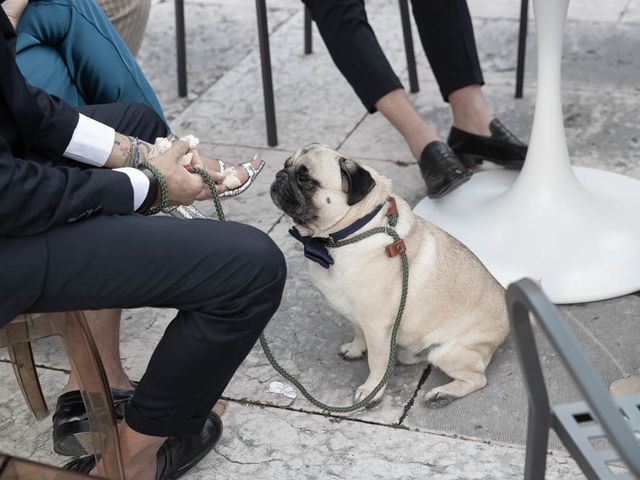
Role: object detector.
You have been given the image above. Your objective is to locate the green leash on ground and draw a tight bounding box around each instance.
[195,165,409,413]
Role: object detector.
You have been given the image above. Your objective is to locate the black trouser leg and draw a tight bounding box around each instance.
[410,0,484,101]
[302,0,403,113]
[27,215,287,436]
[76,102,170,142]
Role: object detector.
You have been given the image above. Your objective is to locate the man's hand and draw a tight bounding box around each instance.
[153,141,205,206]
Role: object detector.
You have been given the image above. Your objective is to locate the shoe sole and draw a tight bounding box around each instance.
[457,153,524,170]
[427,173,472,199]
[54,419,92,457]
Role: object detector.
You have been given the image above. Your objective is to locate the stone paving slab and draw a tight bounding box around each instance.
[623,0,640,22]
[467,0,631,22]
[0,363,65,465]
[138,0,297,121]
[170,2,415,152]
[184,401,585,480]
[403,295,640,448]
[0,362,585,479]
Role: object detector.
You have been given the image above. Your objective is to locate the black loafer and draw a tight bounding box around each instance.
[63,411,223,480]
[52,386,135,457]
[447,118,528,169]
[419,141,472,199]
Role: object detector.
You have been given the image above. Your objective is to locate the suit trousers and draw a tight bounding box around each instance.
[302,0,485,112]
[26,103,288,436]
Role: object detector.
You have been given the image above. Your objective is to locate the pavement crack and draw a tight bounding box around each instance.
[267,214,286,234]
[397,365,431,426]
[336,112,368,150]
[221,396,410,431]
[0,358,70,374]
[214,448,283,466]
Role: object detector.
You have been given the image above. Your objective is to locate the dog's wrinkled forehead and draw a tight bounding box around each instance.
[288,143,342,186]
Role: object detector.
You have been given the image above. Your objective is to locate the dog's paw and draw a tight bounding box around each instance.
[353,382,386,405]
[424,390,455,408]
[339,341,366,360]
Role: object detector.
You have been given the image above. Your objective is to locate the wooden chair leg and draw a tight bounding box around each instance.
[2,323,48,420]
[0,452,93,479]
[399,0,419,94]
[52,312,125,480]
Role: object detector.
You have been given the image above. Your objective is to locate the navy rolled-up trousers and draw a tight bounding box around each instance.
[302,0,485,112]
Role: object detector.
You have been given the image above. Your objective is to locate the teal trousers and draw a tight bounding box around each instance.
[15,0,166,123]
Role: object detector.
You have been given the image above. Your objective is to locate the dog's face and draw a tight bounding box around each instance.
[270,143,376,235]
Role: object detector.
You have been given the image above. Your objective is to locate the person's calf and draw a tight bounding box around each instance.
[65,308,132,393]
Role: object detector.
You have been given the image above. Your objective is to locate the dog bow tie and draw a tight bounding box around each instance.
[288,204,385,269]
[289,227,334,269]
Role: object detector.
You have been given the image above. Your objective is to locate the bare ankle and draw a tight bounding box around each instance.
[405,125,440,160]
[449,85,493,136]
[375,88,442,160]
[64,372,132,394]
[100,421,166,479]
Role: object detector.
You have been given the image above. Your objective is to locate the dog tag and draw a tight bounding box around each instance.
[386,197,399,218]
[386,239,406,257]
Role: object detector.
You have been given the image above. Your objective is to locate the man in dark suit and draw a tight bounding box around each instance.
[0,5,286,478]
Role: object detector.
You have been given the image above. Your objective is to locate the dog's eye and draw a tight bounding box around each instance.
[295,168,318,190]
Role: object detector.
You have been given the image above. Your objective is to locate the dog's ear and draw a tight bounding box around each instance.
[339,157,375,205]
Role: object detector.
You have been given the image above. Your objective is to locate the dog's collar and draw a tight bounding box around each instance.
[289,201,390,269]
[329,203,384,241]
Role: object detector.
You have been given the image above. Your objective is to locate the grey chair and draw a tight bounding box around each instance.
[506,278,640,480]
[174,0,419,147]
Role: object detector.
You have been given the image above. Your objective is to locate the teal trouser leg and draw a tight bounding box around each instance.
[15,0,166,123]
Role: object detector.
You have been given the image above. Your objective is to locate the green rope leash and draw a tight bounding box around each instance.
[140,162,169,215]
[196,167,409,413]
[192,166,226,221]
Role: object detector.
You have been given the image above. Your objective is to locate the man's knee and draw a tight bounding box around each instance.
[122,102,169,141]
[241,226,287,300]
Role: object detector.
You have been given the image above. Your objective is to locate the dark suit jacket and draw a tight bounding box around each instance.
[0,9,134,326]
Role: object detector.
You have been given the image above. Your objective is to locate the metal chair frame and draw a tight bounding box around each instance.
[515,0,529,98]
[174,0,420,146]
[506,279,640,480]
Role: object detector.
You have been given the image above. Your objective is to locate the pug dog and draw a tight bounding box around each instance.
[270,143,509,408]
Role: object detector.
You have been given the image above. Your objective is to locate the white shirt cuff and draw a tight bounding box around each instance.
[63,114,115,167]
[114,168,150,211]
